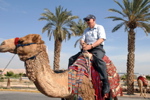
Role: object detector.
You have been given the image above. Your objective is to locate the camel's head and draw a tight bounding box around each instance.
[0,38,16,53]
[0,34,45,61]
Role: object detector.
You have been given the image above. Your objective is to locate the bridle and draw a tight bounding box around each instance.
[14,37,41,60]
[14,37,36,47]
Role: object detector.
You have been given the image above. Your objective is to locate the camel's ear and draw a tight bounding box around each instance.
[32,34,44,44]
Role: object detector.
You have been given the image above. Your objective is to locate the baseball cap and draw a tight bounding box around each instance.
[83,14,96,21]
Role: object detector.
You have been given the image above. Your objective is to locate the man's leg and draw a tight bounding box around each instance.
[91,50,110,96]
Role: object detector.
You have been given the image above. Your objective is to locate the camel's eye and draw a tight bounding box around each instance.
[0,41,5,45]
[18,40,23,44]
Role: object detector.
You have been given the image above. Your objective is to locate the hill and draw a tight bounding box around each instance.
[0,69,25,75]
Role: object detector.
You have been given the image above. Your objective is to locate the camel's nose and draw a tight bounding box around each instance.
[0,41,5,46]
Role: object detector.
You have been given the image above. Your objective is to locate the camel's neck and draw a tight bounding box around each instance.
[24,50,50,81]
[24,48,70,98]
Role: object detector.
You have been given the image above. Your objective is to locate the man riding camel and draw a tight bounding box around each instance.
[68,14,110,97]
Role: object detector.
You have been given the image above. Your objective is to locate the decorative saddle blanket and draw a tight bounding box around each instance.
[138,76,148,86]
[103,56,123,98]
[68,55,122,100]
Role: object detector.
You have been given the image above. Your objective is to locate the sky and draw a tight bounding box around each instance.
[0,0,150,75]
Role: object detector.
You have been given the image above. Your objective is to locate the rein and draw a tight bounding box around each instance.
[0,38,20,74]
[1,54,16,75]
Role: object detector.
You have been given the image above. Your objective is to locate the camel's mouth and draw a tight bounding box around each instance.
[0,46,12,53]
[0,42,6,52]
[0,48,5,52]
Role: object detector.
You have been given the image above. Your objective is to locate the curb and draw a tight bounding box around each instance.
[118,92,150,99]
[0,89,40,93]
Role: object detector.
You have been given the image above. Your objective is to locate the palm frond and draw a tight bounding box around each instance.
[139,5,150,15]
[113,0,124,10]
[106,16,127,22]
[47,30,53,40]
[112,22,125,32]
[74,38,81,48]
[123,0,130,12]
[39,5,78,42]
[107,0,150,35]
[132,0,142,14]
[138,22,150,35]
[139,0,150,11]
[108,9,126,17]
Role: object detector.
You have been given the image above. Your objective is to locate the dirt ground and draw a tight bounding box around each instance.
[0,77,37,92]
[1,78,150,99]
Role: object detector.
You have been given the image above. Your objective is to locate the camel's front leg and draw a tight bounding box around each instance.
[140,87,143,96]
[114,96,118,100]
[143,87,147,98]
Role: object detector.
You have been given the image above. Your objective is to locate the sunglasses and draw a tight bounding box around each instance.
[85,19,90,22]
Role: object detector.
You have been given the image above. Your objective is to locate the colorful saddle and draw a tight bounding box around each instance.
[68,54,122,100]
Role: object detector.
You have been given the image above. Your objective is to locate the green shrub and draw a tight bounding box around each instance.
[146,75,150,80]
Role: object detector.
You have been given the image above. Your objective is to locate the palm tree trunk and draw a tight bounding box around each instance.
[19,76,22,82]
[127,29,135,95]
[7,77,11,89]
[53,39,62,70]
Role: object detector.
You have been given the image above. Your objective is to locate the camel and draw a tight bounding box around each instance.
[0,34,122,100]
[137,76,148,98]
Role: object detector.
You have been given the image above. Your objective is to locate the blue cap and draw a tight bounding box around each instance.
[83,14,96,20]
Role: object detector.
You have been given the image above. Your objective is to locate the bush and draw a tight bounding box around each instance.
[146,75,150,80]
[0,77,4,82]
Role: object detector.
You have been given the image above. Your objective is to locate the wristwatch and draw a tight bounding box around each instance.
[91,44,94,48]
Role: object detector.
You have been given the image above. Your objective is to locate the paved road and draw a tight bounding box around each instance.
[118,96,150,100]
[0,91,61,100]
[0,91,149,100]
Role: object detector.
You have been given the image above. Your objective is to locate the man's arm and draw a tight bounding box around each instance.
[80,40,85,45]
[91,38,105,48]
[81,38,104,51]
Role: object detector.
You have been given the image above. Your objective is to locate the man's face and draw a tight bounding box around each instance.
[85,19,95,26]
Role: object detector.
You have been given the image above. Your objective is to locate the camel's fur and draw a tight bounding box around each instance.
[137,77,148,98]
[0,34,95,99]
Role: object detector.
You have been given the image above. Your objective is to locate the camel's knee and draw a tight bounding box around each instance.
[114,97,118,100]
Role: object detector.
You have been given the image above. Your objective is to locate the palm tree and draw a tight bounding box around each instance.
[5,71,14,89]
[39,5,78,70]
[68,19,88,47]
[106,0,150,94]
[18,73,23,82]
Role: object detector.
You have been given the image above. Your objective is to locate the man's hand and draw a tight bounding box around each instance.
[82,43,92,51]
[103,93,108,99]
[103,94,108,98]
[81,43,87,48]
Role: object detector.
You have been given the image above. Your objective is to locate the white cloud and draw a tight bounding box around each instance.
[0,0,9,11]
[135,52,150,63]
[0,6,6,11]
[137,36,150,40]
